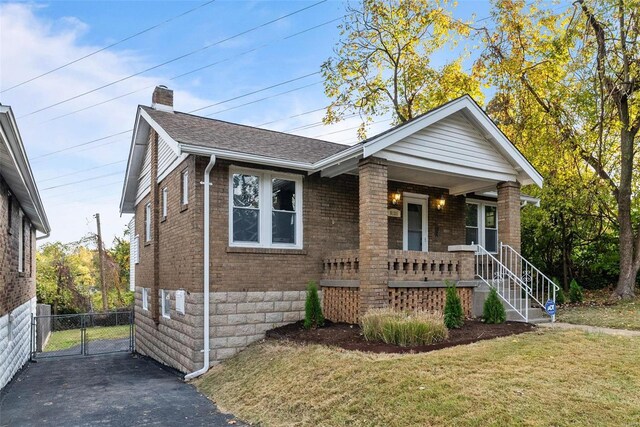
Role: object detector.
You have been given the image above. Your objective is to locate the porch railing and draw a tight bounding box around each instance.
[322,250,466,282]
[500,243,558,322]
[475,244,531,322]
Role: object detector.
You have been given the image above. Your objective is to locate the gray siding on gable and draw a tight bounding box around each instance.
[381,112,517,177]
[137,135,179,201]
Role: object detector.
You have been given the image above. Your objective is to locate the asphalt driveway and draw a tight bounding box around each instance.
[0,353,243,426]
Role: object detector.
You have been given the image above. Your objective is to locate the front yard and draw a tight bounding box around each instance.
[196,329,640,426]
[557,291,640,331]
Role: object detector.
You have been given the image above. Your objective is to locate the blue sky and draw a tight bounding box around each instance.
[0,0,547,245]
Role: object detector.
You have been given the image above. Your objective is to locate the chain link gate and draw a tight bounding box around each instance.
[31,309,134,359]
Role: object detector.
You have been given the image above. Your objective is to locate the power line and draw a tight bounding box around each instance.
[255,106,327,127]
[19,0,328,118]
[192,72,320,115]
[202,82,321,117]
[43,16,343,124]
[31,130,132,160]
[38,160,126,182]
[1,1,217,94]
[40,171,124,191]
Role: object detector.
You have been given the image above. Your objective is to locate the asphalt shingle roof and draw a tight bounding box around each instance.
[142,106,351,164]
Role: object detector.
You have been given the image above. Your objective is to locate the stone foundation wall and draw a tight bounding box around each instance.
[134,288,312,373]
[208,290,310,363]
[0,297,35,390]
[134,286,202,373]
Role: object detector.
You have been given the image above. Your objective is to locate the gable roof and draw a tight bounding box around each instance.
[0,105,50,234]
[120,94,543,213]
[358,95,543,187]
[142,106,350,164]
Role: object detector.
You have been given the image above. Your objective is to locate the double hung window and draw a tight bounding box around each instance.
[230,168,302,249]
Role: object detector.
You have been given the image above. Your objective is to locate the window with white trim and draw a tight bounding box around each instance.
[465,201,498,252]
[161,289,171,318]
[229,168,303,249]
[162,187,168,219]
[18,212,24,273]
[181,170,189,206]
[144,202,151,242]
[142,288,149,311]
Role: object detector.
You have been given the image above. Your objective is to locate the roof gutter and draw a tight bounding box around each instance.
[185,154,216,381]
[178,143,315,171]
[36,231,51,241]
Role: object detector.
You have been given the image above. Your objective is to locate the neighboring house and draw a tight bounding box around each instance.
[120,86,551,376]
[0,105,50,390]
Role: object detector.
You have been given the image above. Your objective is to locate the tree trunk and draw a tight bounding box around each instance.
[612,128,637,300]
[561,213,569,291]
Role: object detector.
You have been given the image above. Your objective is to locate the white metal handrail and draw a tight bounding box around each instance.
[475,244,531,322]
[500,243,559,322]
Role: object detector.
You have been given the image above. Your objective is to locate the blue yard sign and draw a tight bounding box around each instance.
[545,299,556,316]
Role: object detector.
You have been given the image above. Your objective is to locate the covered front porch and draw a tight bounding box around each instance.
[318,155,525,323]
[314,97,544,323]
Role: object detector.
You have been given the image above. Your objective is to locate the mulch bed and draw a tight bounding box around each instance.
[266,320,536,354]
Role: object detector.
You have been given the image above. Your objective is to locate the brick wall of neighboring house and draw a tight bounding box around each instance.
[387,181,466,252]
[0,175,36,317]
[0,174,37,390]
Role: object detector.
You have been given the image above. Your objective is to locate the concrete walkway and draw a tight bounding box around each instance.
[0,353,244,427]
[539,322,640,337]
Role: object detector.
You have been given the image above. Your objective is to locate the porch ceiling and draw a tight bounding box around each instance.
[386,164,497,195]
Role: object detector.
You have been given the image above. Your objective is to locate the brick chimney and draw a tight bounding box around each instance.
[152,85,173,112]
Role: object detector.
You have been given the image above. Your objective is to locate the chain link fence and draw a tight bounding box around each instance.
[32,308,134,359]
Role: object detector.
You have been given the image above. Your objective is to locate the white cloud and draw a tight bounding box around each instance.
[0,2,393,247]
[0,3,217,245]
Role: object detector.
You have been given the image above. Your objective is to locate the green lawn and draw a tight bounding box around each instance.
[44,325,131,352]
[558,298,640,330]
[196,329,640,426]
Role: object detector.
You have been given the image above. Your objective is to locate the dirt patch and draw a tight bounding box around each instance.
[266,319,536,354]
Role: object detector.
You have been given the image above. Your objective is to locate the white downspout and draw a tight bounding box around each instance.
[185,154,216,381]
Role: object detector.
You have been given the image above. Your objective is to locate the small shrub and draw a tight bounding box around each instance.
[569,279,584,303]
[360,308,448,346]
[304,281,324,329]
[553,277,566,305]
[444,284,464,329]
[483,288,506,324]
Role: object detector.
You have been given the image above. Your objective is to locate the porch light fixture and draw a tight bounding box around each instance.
[436,196,446,211]
[391,191,402,206]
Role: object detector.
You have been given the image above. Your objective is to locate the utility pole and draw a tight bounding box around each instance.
[94,213,108,311]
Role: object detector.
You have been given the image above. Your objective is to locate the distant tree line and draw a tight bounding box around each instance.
[37,230,133,314]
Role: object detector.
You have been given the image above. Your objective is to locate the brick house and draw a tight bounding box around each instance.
[120,86,550,377]
[0,105,50,389]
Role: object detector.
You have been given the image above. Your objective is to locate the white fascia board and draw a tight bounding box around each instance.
[120,111,146,214]
[479,191,541,206]
[138,108,181,154]
[363,98,469,158]
[310,144,363,172]
[361,95,543,188]
[449,182,499,196]
[178,143,314,171]
[456,100,543,188]
[120,107,183,214]
[0,106,50,233]
[320,157,359,178]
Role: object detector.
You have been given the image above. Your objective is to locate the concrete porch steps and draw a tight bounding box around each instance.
[472,281,552,324]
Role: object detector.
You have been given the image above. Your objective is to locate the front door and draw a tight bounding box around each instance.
[403,196,428,251]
